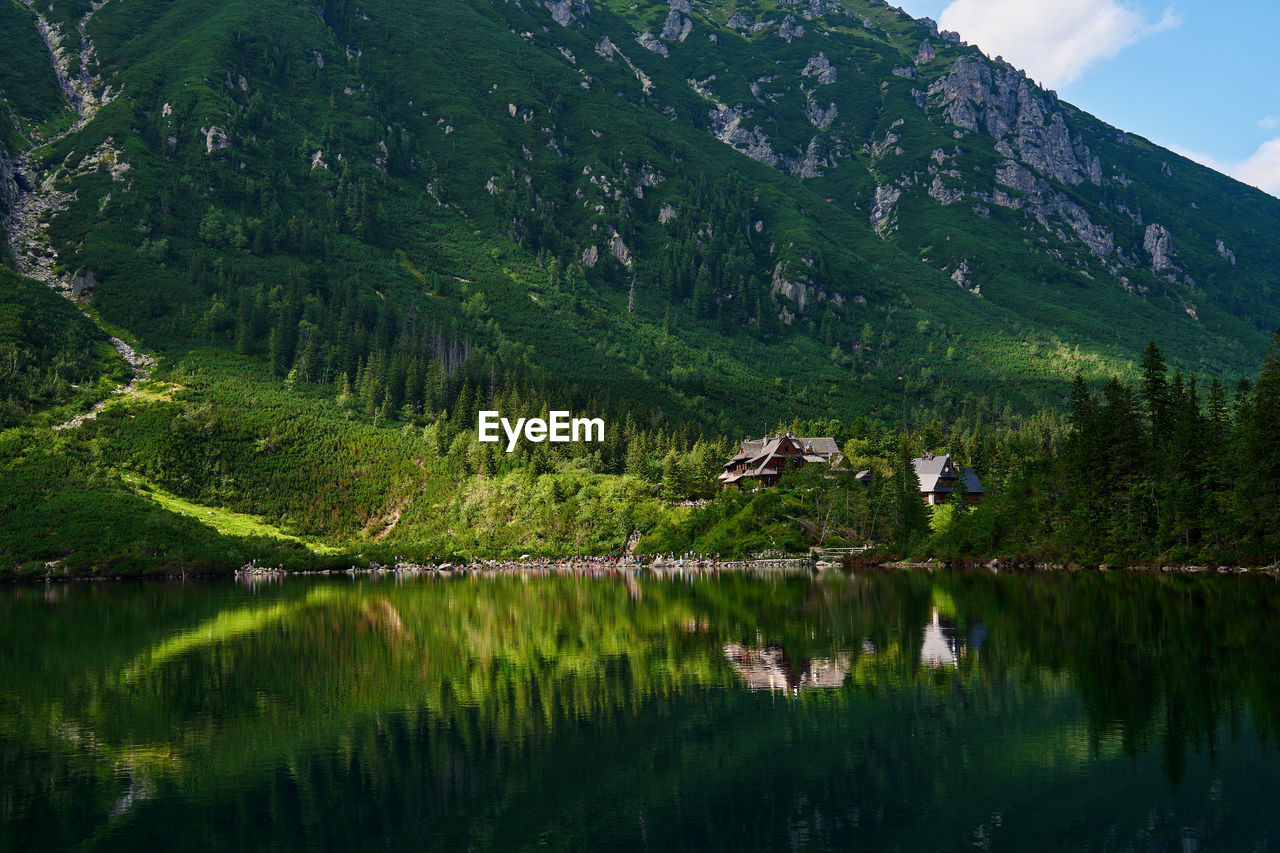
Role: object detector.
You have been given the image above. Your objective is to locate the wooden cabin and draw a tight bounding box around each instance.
[718,434,844,488]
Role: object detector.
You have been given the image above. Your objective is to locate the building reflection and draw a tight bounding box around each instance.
[725,609,985,689]
[921,609,961,668]
[723,642,850,693]
[920,609,984,668]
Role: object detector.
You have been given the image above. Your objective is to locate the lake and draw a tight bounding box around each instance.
[2,568,1279,850]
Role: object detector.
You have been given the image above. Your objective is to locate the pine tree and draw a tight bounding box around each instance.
[234,292,255,355]
[625,433,650,481]
[1140,340,1170,446]
[1235,329,1280,554]
[1206,377,1229,441]
[404,358,423,415]
[890,442,929,546]
[1099,377,1149,552]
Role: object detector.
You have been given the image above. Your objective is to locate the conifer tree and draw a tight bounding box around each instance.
[1206,377,1229,441]
[1141,340,1170,446]
[1235,329,1280,552]
[890,442,929,545]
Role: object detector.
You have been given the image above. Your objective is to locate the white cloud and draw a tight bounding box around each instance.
[1236,139,1280,196]
[1169,146,1230,174]
[1258,116,1279,130]
[1172,141,1280,198]
[937,0,1179,88]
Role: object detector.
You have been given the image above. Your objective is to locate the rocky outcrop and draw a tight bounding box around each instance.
[1144,224,1177,275]
[990,160,1115,259]
[661,11,692,41]
[636,32,669,56]
[78,138,131,182]
[778,16,804,42]
[1053,196,1114,259]
[915,41,935,65]
[608,230,632,267]
[71,268,99,299]
[594,37,615,59]
[796,0,838,20]
[928,55,1101,187]
[870,184,900,237]
[661,0,692,42]
[995,160,1039,196]
[804,101,837,129]
[928,175,963,206]
[780,138,836,178]
[202,125,229,154]
[868,119,904,162]
[801,53,837,85]
[543,0,588,26]
[708,105,778,167]
[1216,239,1237,265]
[770,262,810,314]
[950,260,977,293]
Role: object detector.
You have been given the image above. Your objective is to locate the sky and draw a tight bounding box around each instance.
[892,0,1280,196]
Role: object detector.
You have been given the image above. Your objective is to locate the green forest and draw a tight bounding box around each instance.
[5,316,1280,574]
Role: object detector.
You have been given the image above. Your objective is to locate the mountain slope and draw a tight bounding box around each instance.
[2,0,1277,429]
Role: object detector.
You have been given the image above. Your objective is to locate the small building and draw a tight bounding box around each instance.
[913,453,983,505]
[718,433,844,489]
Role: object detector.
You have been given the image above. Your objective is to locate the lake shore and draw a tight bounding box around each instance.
[8,553,1280,582]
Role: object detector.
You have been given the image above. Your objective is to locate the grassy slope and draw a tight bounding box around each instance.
[0,266,129,428]
[118,471,343,554]
[0,428,325,576]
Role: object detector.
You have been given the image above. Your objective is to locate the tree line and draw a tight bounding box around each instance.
[932,333,1280,565]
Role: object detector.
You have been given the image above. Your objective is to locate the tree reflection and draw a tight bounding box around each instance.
[0,570,1278,849]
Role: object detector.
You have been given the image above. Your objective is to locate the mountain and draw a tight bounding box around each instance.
[4,0,1278,422]
[3,0,1280,569]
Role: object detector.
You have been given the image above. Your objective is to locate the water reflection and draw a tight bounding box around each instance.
[723,642,850,692]
[1,570,1278,850]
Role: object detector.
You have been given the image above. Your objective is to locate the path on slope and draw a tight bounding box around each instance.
[7,0,156,429]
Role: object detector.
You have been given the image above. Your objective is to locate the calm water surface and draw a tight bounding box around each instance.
[2,569,1279,851]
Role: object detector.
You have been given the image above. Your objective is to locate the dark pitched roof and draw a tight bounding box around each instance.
[796,436,840,456]
[913,454,957,493]
[913,453,983,495]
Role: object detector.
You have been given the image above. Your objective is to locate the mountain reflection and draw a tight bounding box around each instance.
[1,570,1279,849]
